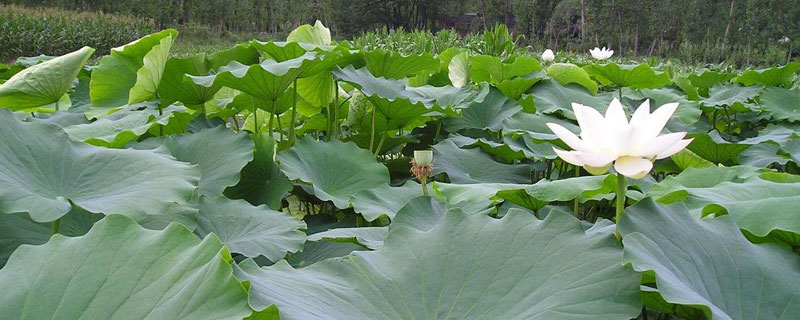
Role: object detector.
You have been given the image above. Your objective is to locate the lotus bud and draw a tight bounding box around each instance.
[541,49,555,62]
[414,150,433,167]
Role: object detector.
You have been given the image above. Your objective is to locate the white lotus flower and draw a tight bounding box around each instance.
[546,99,693,179]
[590,47,614,60]
[414,150,433,167]
[541,49,555,62]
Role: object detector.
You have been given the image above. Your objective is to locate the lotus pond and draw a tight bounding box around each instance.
[1,22,799,320]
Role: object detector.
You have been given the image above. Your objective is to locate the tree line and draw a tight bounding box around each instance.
[6,0,798,63]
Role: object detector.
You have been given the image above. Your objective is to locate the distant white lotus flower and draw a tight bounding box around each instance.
[590,47,614,60]
[546,99,692,179]
[541,49,555,62]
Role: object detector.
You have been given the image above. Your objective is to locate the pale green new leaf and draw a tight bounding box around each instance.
[0,46,94,111]
[545,63,598,94]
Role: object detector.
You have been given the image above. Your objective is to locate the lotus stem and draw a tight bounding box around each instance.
[374,131,387,155]
[434,119,442,141]
[289,79,298,143]
[269,100,277,136]
[618,87,622,100]
[50,218,60,235]
[369,106,376,150]
[614,173,628,241]
[157,103,163,136]
[573,166,580,216]
[325,102,332,141]
[421,176,429,196]
[232,116,240,132]
[332,81,340,139]
[252,105,259,133]
[55,100,59,112]
[276,114,284,140]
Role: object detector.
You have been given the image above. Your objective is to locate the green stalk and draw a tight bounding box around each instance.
[55,100,60,112]
[421,176,429,196]
[252,105,259,134]
[325,103,332,141]
[289,79,298,143]
[573,166,580,216]
[332,81,340,139]
[269,100,277,136]
[232,116,240,132]
[614,173,628,241]
[50,218,61,235]
[157,103,164,136]
[276,114,284,140]
[374,131,387,155]
[368,106,376,150]
[618,87,622,100]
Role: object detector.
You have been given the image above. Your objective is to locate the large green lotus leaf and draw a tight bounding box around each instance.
[0,46,94,111]
[225,134,292,210]
[686,131,750,164]
[0,211,49,266]
[351,180,423,221]
[688,69,736,93]
[287,240,368,268]
[528,79,613,118]
[189,53,315,102]
[0,206,103,267]
[435,175,615,211]
[90,29,178,109]
[235,207,641,320]
[197,196,306,260]
[63,102,189,148]
[758,87,800,122]
[134,126,253,196]
[648,166,800,239]
[432,139,531,184]
[277,137,389,208]
[624,88,703,132]
[0,214,250,320]
[583,63,671,89]
[738,143,791,168]
[495,77,542,102]
[333,65,426,103]
[157,55,220,107]
[287,20,332,45]
[545,63,598,94]
[364,48,439,79]
[741,123,800,146]
[736,62,800,88]
[447,51,471,87]
[306,226,387,249]
[444,87,521,132]
[128,32,175,104]
[469,55,541,83]
[502,111,580,142]
[450,134,557,162]
[251,41,320,61]
[702,84,761,107]
[669,149,714,170]
[619,199,800,320]
[0,110,199,228]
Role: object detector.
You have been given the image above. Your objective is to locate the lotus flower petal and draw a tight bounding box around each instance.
[546,123,586,151]
[636,132,687,158]
[655,138,694,159]
[552,148,585,166]
[614,156,653,179]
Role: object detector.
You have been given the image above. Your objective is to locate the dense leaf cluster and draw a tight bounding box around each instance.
[1,22,799,319]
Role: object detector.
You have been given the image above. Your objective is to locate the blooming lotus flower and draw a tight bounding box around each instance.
[590,47,614,60]
[546,99,693,179]
[541,49,555,62]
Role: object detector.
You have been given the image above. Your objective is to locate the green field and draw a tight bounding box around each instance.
[1,16,800,320]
